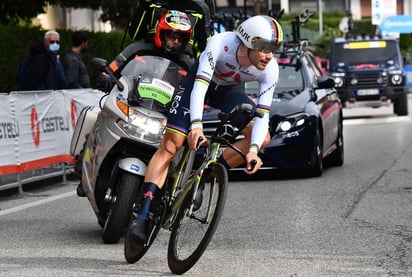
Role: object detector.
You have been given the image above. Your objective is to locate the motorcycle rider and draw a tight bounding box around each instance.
[129,15,284,243]
[96,10,194,94]
[75,10,194,196]
[128,0,212,58]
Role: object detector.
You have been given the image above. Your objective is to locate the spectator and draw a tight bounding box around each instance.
[26,30,67,90]
[63,32,91,89]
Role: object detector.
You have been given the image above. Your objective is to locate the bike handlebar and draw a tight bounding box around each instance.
[211,103,264,167]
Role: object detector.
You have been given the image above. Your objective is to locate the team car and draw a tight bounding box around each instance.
[201,41,344,177]
[329,37,408,116]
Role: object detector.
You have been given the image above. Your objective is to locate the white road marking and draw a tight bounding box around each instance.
[0,190,76,217]
[343,115,411,125]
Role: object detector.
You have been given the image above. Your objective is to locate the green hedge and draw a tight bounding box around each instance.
[281,11,412,58]
[0,24,133,92]
[2,16,411,92]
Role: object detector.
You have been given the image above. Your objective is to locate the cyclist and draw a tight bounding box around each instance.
[130,15,283,242]
[75,10,194,196]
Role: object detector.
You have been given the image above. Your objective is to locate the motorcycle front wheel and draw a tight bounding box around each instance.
[167,163,228,274]
[101,170,142,244]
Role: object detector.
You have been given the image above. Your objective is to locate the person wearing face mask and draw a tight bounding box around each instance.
[26,30,67,90]
[62,32,91,89]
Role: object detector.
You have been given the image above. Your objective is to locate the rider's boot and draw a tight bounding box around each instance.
[76,182,86,197]
[130,217,149,243]
[129,182,159,243]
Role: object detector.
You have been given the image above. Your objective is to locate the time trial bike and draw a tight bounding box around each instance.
[124,103,263,274]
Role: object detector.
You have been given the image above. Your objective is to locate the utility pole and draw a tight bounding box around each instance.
[318,0,323,35]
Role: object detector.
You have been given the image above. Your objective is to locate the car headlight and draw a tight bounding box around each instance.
[118,107,167,144]
[275,113,308,133]
[390,74,403,85]
[331,72,345,88]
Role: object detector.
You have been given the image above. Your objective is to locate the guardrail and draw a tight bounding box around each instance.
[0,89,103,193]
[0,163,72,194]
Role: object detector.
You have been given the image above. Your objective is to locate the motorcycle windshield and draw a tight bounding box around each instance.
[121,55,187,111]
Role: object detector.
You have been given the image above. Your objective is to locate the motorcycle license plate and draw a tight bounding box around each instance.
[356,89,379,96]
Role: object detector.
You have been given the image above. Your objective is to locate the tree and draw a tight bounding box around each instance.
[59,0,134,29]
[1,0,50,25]
[0,0,134,29]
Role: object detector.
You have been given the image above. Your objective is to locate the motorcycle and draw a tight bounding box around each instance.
[70,55,186,243]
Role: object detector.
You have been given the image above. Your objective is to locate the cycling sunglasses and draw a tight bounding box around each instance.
[251,37,280,54]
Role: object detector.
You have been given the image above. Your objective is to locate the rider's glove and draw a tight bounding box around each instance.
[96,73,114,93]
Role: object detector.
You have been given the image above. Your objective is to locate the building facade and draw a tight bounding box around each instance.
[40,1,410,32]
[216,0,410,20]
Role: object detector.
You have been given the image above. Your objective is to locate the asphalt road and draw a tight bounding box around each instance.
[0,104,411,276]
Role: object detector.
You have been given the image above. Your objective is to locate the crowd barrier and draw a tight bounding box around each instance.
[0,89,104,193]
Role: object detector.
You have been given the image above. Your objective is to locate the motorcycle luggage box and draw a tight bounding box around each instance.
[70,106,98,158]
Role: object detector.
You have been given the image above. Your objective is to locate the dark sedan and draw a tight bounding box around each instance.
[202,42,344,177]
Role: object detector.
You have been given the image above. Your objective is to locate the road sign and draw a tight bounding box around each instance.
[371,0,397,25]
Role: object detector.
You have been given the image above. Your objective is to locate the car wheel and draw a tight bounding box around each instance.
[307,128,323,177]
[326,119,344,166]
[393,93,408,116]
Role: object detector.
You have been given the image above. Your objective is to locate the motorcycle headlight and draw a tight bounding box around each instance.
[118,107,167,144]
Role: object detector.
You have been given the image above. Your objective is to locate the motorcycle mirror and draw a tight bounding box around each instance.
[91,57,108,71]
[91,57,124,92]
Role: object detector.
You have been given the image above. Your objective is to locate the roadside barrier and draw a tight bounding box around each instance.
[0,89,104,193]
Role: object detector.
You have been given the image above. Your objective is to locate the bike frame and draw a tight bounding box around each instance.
[161,139,222,230]
[160,103,263,231]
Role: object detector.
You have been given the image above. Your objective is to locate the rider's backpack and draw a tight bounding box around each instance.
[18,56,32,90]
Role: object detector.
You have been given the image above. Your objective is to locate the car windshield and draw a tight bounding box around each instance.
[245,63,303,101]
[330,40,401,67]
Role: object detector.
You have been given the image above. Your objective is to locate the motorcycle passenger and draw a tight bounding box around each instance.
[130,15,284,243]
[76,10,194,196]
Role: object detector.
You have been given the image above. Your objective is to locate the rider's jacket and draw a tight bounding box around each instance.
[190,32,279,150]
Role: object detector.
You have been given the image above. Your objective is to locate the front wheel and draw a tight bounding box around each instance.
[101,170,142,244]
[167,163,228,274]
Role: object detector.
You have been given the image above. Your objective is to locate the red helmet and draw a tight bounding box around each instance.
[154,10,192,54]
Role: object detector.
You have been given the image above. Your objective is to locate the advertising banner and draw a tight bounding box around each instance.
[0,94,18,174]
[0,89,104,175]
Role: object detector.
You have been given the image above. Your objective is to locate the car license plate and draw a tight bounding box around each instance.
[356,89,379,96]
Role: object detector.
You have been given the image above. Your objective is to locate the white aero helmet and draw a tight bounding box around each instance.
[235,15,283,53]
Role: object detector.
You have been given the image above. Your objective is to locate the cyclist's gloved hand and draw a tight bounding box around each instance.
[96,73,114,93]
[188,128,207,150]
[244,151,262,175]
